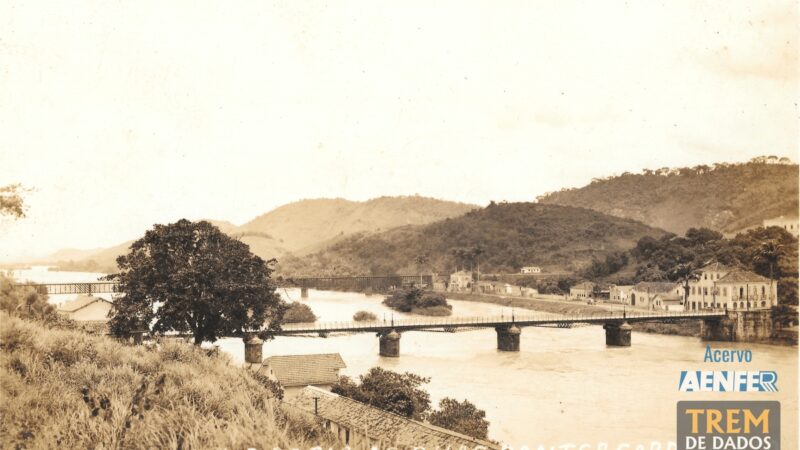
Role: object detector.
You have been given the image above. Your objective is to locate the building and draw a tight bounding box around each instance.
[630,282,683,310]
[289,386,500,449]
[686,262,777,311]
[448,270,473,292]
[569,282,595,300]
[520,266,542,274]
[249,353,346,398]
[763,215,799,237]
[609,285,634,303]
[57,295,113,322]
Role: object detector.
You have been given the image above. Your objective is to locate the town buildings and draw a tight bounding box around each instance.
[289,386,499,449]
[448,270,473,292]
[686,262,777,311]
[520,266,542,274]
[629,282,683,310]
[56,294,113,322]
[609,285,634,303]
[247,353,346,398]
[569,282,594,300]
[763,215,799,237]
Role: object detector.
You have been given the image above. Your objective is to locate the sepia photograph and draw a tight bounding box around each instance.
[1,1,798,449]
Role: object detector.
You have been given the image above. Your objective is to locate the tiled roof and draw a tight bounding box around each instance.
[717,269,771,284]
[571,282,594,290]
[264,353,346,387]
[633,282,679,293]
[57,295,112,313]
[290,386,500,449]
[701,261,734,273]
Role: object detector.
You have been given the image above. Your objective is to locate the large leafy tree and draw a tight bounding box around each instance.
[428,398,490,440]
[331,367,432,420]
[108,219,285,344]
[0,184,27,218]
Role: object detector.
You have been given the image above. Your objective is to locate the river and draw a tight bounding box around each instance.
[10,268,798,448]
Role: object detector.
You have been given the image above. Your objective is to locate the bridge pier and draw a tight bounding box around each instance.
[379,330,401,357]
[244,334,264,364]
[603,322,632,347]
[496,325,521,352]
[702,311,772,342]
[300,287,309,299]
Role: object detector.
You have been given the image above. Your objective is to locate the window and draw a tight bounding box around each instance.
[762,286,765,296]
[722,287,727,296]
[704,274,707,280]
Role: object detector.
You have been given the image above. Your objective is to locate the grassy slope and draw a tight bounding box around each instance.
[0,314,336,449]
[281,202,667,276]
[538,162,799,234]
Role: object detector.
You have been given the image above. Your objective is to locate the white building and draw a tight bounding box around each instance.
[763,216,799,237]
[686,262,777,311]
[630,282,683,310]
[520,266,542,274]
[448,270,473,292]
[609,285,634,303]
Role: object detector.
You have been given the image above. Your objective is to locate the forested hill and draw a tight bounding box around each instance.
[278,202,667,276]
[536,158,798,234]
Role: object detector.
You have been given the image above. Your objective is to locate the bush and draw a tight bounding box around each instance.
[282,302,317,323]
[353,310,378,322]
[0,313,337,449]
[383,287,452,316]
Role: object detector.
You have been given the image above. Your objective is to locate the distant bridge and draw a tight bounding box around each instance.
[16,275,432,296]
[276,310,728,356]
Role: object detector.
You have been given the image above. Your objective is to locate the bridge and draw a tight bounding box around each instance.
[267,310,728,357]
[17,275,432,297]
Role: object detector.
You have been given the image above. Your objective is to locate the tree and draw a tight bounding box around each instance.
[429,398,490,440]
[331,367,432,420]
[414,253,430,284]
[753,240,784,302]
[670,261,701,305]
[282,302,317,323]
[107,219,285,345]
[0,184,27,218]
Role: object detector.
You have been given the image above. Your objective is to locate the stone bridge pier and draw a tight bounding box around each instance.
[603,321,632,347]
[379,330,401,357]
[496,325,521,351]
[300,287,309,298]
[702,310,772,342]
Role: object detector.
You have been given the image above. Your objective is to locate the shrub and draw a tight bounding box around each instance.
[383,287,452,316]
[353,311,378,322]
[282,302,317,323]
[0,313,337,449]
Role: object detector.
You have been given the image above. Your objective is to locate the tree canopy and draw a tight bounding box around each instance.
[0,184,27,218]
[331,367,432,420]
[428,397,490,440]
[108,219,285,344]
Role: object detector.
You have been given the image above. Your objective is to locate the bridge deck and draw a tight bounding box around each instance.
[278,310,726,335]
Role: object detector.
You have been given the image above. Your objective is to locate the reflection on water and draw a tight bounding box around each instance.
[10,270,797,447]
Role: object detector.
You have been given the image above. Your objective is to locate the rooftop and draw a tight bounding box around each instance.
[717,269,771,284]
[56,295,112,313]
[633,281,679,293]
[263,353,346,387]
[701,261,734,273]
[290,386,500,449]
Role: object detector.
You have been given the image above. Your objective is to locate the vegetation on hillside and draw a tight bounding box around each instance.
[331,367,490,440]
[0,314,337,449]
[282,302,318,323]
[537,158,798,234]
[281,202,666,276]
[383,287,452,316]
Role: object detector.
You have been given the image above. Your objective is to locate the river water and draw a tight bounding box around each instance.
[10,268,798,448]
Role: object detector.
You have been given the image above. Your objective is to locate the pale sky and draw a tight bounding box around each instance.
[1,0,797,262]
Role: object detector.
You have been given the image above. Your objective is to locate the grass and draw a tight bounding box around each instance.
[0,313,338,449]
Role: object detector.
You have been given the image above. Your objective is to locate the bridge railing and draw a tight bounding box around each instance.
[279,310,726,333]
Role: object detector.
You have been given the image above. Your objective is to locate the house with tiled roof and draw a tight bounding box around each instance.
[289,386,500,450]
[569,281,595,300]
[57,295,112,322]
[630,282,683,310]
[686,262,777,311]
[248,353,346,398]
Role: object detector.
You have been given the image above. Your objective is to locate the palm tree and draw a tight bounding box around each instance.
[753,240,783,303]
[414,254,430,285]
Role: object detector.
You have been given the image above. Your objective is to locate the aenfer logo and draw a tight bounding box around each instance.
[678,371,778,392]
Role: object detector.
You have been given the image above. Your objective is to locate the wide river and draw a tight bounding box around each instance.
[12,268,798,448]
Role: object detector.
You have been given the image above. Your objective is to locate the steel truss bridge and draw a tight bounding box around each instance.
[15,275,432,296]
[276,310,727,336]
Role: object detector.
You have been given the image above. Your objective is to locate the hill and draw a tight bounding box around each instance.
[37,196,477,273]
[536,158,798,234]
[0,313,336,449]
[278,202,668,276]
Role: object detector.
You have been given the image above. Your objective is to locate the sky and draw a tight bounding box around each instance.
[1,0,797,262]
